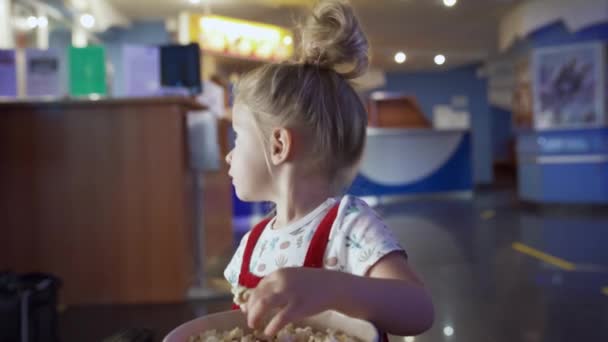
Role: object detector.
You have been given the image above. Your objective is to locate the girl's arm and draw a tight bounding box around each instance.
[334,251,434,336]
[243,252,434,336]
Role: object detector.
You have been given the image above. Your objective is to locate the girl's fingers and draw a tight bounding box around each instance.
[246,292,287,330]
[263,302,300,337]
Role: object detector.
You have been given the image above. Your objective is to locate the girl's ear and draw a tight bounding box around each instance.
[270,127,293,165]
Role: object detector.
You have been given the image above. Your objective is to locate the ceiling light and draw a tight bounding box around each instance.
[394,51,406,64]
[79,14,95,29]
[37,16,48,28]
[434,54,446,65]
[283,36,293,45]
[443,326,454,337]
[27,16,38,29]
[443,0,457,7]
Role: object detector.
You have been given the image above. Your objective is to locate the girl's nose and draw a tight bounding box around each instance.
[225,150,233,165]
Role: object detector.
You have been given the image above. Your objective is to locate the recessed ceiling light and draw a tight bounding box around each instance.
[27,16,38,29]
[394,51,406,64]
[79,14,95,29]
[443,0,457,7]
[37,16,48,28]
[434,54,446,65]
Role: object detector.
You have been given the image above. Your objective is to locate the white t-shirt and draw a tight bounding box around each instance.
[224,195,406,287]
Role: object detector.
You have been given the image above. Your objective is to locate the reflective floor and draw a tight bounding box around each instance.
[60,188,608,342]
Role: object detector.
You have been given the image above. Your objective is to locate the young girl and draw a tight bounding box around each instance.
[223,0,434,338]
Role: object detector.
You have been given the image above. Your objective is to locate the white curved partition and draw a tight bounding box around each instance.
[360,128,465,186]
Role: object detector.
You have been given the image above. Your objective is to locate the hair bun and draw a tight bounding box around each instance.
[298,0,369,79]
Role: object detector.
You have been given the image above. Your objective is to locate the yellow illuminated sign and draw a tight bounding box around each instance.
[186,13,293,61]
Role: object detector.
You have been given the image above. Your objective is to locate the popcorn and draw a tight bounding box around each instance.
[215,287,360,342]
[189,324,360,342]
[231,286,251,306]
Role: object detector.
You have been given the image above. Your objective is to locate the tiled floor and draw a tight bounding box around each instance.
[59,188,608,342]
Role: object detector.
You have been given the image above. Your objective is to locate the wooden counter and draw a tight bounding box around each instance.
[367,92,430,128]
[0,97,232,305]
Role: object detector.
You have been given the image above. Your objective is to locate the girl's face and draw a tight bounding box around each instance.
[225,104,273,202]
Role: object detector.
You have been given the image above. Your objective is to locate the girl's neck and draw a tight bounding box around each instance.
[273,175,334,229]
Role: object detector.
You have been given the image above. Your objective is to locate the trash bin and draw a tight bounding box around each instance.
[0,272,62,342]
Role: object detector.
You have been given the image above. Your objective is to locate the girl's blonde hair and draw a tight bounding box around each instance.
[234,0,369,193]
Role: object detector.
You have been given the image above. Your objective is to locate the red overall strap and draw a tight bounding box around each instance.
[237,203,340,288]
[233,202,388,341]
[238,217,271,288]
[302,203,389,342]
[302,204,340,268]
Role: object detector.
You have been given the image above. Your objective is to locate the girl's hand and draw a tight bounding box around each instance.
[242,267,340,336]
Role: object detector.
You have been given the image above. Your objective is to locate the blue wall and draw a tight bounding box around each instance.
[528,21,608,48]
[492,106,513,163]
[380,64,493,185]
[488,21,608,167]
[100,21,171,46]
[517,128,608,204]
[513,20,608,204]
